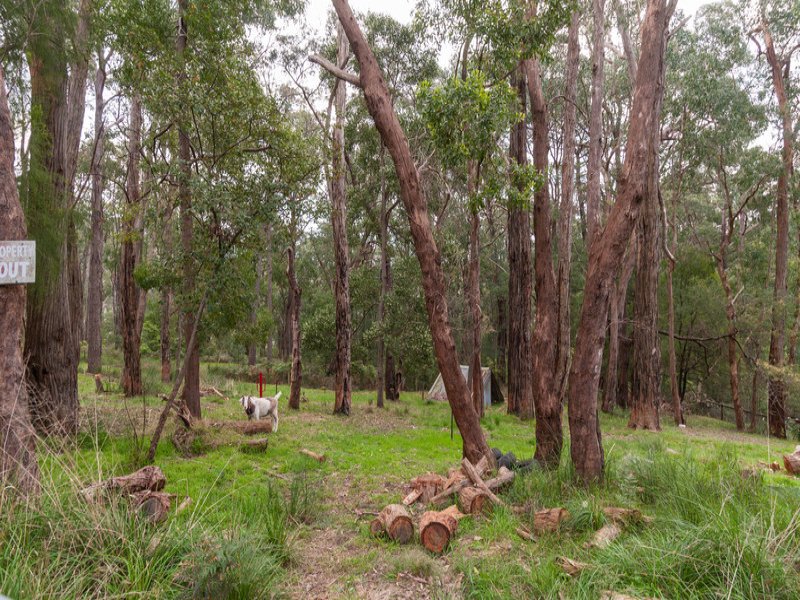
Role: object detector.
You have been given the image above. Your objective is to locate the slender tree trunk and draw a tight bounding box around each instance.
[24,0,90,435]
[568,0,674,481]
[87,50,106,375]
[507,65,534,419]
[524,52,561,464]
[666,255,683,425]
[331,0,491,464]
[763,21,792,439]
[467,161,484,419]
[332,23,352,416]
[248,249,263,367]
[750,348,760,432]
[287,247,302,410]
[0,65,39,496]
[160,204,173,383]
[486,203,507,384]
[587,0,606,246]
[555,11,580,402]
[120,94,143,397]
[177,0,200,418]
[265,223,273,365]
[376,145,389,408]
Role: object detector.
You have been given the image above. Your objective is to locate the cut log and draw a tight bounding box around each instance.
[458,486,491,515]
[132,490,172,524]
[420,507,461,553]
[81,465,166,503]
[217,420,273,435]
[586,523,622,549]
[369,504,414,544]
[461,458,505,506]
[410,472,447,503]
[402,489,422,506]
[533,507,570,534]
[239,438,269,454]
[300,448,326,462]
[782,446,800,475]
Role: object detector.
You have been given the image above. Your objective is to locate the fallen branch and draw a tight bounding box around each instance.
[299,448,326,462]
[461,458,505,507]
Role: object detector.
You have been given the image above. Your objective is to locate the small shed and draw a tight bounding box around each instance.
[426,366,505,407]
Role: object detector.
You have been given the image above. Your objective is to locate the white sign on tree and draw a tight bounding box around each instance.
[0,241,36,284]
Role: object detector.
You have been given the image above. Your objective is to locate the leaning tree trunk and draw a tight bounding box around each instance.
[120,94,144,397]
[524,52,561,465]
[24,0,90,436]
[567,0,674,481]
[287,247,302,410]
[177,0,200,419]
[763,21,792,440]
[467,161,484,419]
[506,65,534,420]
[86,49,106,375]
[0,65,39,496]
[331,23,352,416]
[330,0,491,464]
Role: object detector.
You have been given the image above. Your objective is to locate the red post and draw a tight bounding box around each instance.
[259,372,263,397]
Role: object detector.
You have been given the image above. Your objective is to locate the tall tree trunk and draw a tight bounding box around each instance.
[602,243,635,412]
[555,11,580,401]
[86,49,106,375]
[0,65,39,496]
[248,249,263,367]
[177,0,200,418]
[749,346,760,432]
[486,203,507,384]
[24,0,90,435]
[467,161,483,419]
[160,205,173,383]
[524,50,561,464]
[568,0,674,481]
[763,21,792,440]
[376,145,389,408]
[120,94,143,397]
[330,0,491,464]
[287,247,302,410]
[265,223,274,365]
[332,23,352,416]
[506,65,534,420]
[587,0,606,246]
[666,250,683,425]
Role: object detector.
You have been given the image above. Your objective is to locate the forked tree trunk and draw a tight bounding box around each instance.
[332,23,352,416]
[567,0,674,481]
[86,50,106,375]
[506,65,534,419]
[524,53,561,464]
[287,247,302,410]
[330,0,491,464]
[467,161,484,419]
[763,21,792,439]
[120,94,143,397]
[177,0,200,419]
[0,65,39,496]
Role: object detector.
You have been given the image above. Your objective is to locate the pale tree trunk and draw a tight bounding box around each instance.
[0,65,39,496]
[177,0,200,419]
[665,218,683,425]
[467,161,484,419]
[160,204,173,383]
[86,49,106,375]
[265,223,274,365]
[486,203,507,384]
[24,0,90,435]
[568,0,675,481]
[376,145,390,408]
[330,0,491,464]
[524,51,561,464]
[332,23,352,416]
[750,344,761,432]
[248,246,263,367]
[120,94,143,397]
[287,247,302,410]
[763,21,792,439]
[587,0,606,246]
[555,11,580,402]
[507,65,534,420]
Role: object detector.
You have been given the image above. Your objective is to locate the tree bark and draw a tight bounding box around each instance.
[160,204,174,383]
[330,0,491,464]
[467,161,484,419]
[487,204,507,384]
[120,94,144,397]
[587,0,606,247]
[763,21,792,439]
[524,53,561,464]
[506,65,534,420]
[265,223,274,365]
[287,247,302,410]
[332,23,352,416]
[568,0,674,481]
[177,0,200,419]
[376,145,389,408]
[248,245,263,367]
[86,49,106,375]
[0,65,39,496]
[24,0,90,435]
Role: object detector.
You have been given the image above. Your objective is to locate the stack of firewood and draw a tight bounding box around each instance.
[371,456,515,553]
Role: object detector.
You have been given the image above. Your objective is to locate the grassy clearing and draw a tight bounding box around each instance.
[2,357,799,598]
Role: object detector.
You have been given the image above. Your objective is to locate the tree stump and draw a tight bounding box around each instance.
[420,506,462,553]
[369,504,414,544]
[132,491,172,524]
[783,446,800,475]
[458,486,491,515]
[533,507,570,534]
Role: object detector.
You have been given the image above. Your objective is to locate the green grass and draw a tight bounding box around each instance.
[2,355,799,598]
